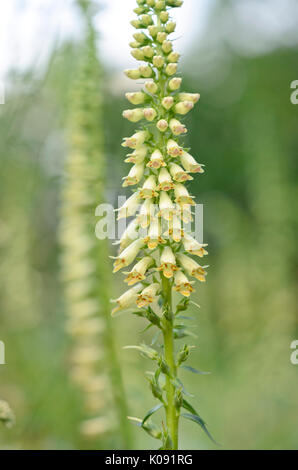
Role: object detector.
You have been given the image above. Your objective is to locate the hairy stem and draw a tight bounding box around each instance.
[162,276,179,450]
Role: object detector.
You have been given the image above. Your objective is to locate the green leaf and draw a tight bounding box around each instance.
[181,365,211,375]
[123,344,159,360]
[181,413,219,446]
[182,398,198,416]
[142,403,163,426]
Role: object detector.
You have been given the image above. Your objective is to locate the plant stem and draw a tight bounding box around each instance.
[162,276,179,450]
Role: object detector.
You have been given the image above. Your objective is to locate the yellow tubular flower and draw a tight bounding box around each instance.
[177,253,208,282]
[140,175,159,198]
[113,239,144,273]
[111,284,143,316]
[138,198,155,228]
[144,217,166,250]
[122,164,144,187]
[182,233,208,258]
[174,271,195,297]
[136,283,160,308]
[158,168,174,191]
[157,246,179,279]
[124,257,154,286]
[147,149,166,169]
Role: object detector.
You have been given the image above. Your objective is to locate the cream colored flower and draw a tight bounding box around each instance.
[182,233,208,258]
[144,218,166,250]
[167,139,183,157]
[164,215,184,243]
[178,93,200,103]
[111,284,143,315]
[138,198,155,229]
[140,175,159,199]
[158,168,174,191]
[147,149,166,169]
[113,239,144,273]
[174,271,195,297]
[174,101,194,115]
[169,163,193,183]
[180,151,204,174]
[177,253,208,282]
[169,119,187,136]
[123,108,144,123]
[174,184,195,206]
[122,130,149,149]
[124,257,154,286]
[157,246,179,279]
[158,191,176,221]
[122,164,144,187]
[116,191,140,220]
[125,145,148,164]
[136,283,160,308]
[126,91,147,105]
[116,218,139,251]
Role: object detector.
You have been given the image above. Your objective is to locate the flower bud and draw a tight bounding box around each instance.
[131,19,142,29]
[149,379,163,401]
[177,344,191,365]
[141,14,153,26]
[133,32,148,44]
[148,25,158,38]
[130,41,142,48]
[168,51,180,63]
[122,163,145,186]
[166,21,176,33]
[174,389,183,410]
[137,0,147,4]
[168,77,182,91]
[142,45,155,58]
[145,80,158,94]
[162,40,173,54]
[165,63,178,76]
[157,32,167,43]
[122,108,144,123]
[180,151,204,173]
[160,11,169,23]
[162,96,174,110]
[156,119,168,132]
[131,48,145,61]
[147,149,166,169]
[124,69,141,80]
[134,6,148,15]
[167,0,183,6]
[139,65,154,78]
[167,139,183,157]
[147,0,156,6]
[153,55,165,68]
[174,100,194,115]
[169,118,187,136]
[155,1,166,9]
[126,91,147,105]
[178,93,200,103]
[143,107,157,121]
[122,130,149,149]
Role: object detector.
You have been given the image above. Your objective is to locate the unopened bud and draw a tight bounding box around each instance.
[124,69,141,80]
[168,77,182,90]
[131,48,145,61]
[155,1,166,9]
[147,0,156,6]
[160,11,169,23]
[145,80,158,94]
[174,389,183,410]
[149,379,163,400]
[126,91,147,105]
[174,100,194,115]
[153,55,165,68]
[168,52,180,63]
[123,108,144,123]
[162,40,173,54]
[130,41,142,48]
[141,14,153,26]
[139,65,154,78]
[134,7,148,15]
[157,119,168,132]
[165,63,178,76]
[157,32,167,43]
[169,118,187,135]
[133,32,148,44]
[177,344,190,365]
[131,19,142,29]
[162,96,174,110]
[166,21,176,33]
[167,0,183,6]
[148,25,158,38]
[142,45,155,58]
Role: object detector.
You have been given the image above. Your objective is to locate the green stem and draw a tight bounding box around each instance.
[162,276,179,450]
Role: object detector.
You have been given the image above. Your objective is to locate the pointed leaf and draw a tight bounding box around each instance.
[181,413,219,445]
[142,403,163,426]
[181,365,211,375]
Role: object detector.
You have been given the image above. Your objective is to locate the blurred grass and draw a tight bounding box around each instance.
[0,1,297,450]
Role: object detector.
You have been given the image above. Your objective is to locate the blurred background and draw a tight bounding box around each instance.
[0,0,297,450]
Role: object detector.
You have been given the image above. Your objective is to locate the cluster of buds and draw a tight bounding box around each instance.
[112,0,213,450]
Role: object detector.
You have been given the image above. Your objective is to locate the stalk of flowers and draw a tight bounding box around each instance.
[112,0,215,450]
[60,1,131,448]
